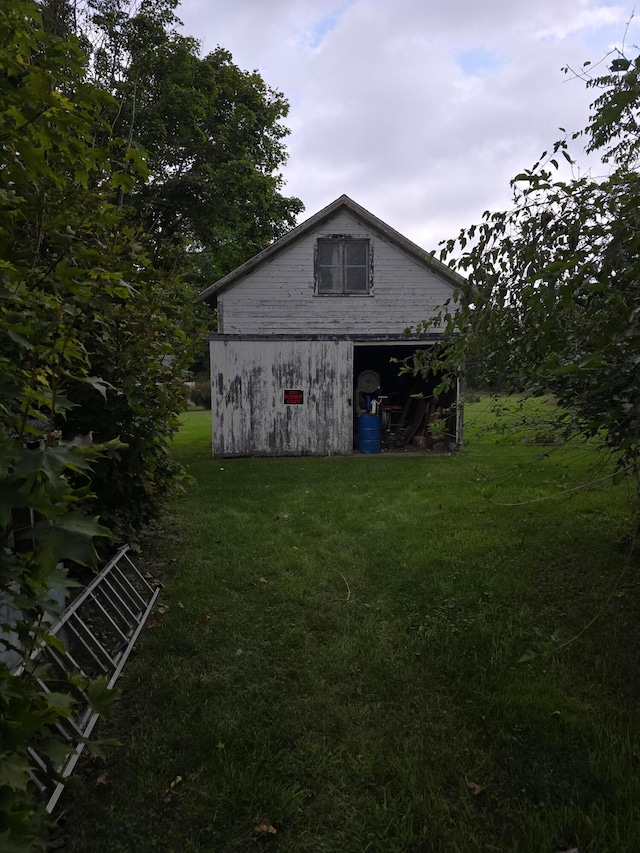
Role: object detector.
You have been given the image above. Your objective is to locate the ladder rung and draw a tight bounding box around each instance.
[109,566,145,616]
[66,614,113,673]
[94,582,136,633]
[122,552,156,597]
[90,596,129,647]
[45,644,86,683]
[100,576,139,625]
[119,556,152,604]
[114,560,149,610]
[11,545,162,815]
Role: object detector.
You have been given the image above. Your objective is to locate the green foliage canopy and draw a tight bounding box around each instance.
[2,0,304,841]
[58,0,303,376]
[85,0,304,280]
[0,1,138,845]
[426,52,640,468]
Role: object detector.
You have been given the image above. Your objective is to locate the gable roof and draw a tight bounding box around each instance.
[199,194,466,303]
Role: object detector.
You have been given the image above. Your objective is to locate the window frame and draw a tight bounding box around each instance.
[314,235,373,296]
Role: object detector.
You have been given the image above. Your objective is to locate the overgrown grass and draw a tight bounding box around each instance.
[56,399,640,852]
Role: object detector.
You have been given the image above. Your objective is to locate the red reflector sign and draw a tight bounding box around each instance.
[284,389,304,405]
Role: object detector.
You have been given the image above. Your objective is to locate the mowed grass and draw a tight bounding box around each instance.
[57,399,640,852]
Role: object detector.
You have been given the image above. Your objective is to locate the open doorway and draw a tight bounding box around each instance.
[353,343,458,451]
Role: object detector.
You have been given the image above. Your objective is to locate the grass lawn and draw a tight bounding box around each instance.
[57,398,640,852]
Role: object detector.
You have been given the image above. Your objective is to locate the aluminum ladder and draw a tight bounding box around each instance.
[13,545,161,813]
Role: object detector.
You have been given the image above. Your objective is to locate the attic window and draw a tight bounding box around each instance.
[316,237,371,295]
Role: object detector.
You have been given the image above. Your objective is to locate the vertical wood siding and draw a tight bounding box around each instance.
[210,339,354,457]
[218,211,454,336]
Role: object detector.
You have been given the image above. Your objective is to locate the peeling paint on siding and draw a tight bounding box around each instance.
[208,208,460,457]
[218,212,452,336]
[210,340,353,457]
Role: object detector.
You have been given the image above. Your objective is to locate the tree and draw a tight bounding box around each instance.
[80,0,304,278]
[59,265,197,540]
[41,0,303,377]
[0,1,140,844]
[1,1,302,841]
[420,50,640,476]
[53,0,304,530]
[0,0,209,842]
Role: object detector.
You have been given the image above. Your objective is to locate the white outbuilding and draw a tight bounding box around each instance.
[200,195,464,457]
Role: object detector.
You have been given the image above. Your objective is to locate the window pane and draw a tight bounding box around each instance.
[346,240,367,265]
[346,267,368,292]
[318,240,340,265]
[318,266,341,292]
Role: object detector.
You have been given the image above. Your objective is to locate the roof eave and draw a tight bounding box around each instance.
[198,194,466,302]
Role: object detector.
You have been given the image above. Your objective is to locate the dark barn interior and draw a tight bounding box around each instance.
[353,344,457,451]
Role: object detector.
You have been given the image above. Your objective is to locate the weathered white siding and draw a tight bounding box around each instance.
[210,339,353,457]
[218,212,453,336]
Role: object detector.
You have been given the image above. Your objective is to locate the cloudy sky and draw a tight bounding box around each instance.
[178,0,637,250]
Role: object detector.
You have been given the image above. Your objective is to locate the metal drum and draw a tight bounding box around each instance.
[356,414,381,454]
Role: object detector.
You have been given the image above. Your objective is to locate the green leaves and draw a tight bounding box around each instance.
[610,57,632,72]
[0,754,33,792]
[86,676,121,718]
[0,1,296,844]
[30,512,113,570]
[89,4,303,279]
[0,2,144,843]
[425,47,640,473]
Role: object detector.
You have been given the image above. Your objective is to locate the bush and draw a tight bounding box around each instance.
[190,380,211,409]
[0,2,194,844]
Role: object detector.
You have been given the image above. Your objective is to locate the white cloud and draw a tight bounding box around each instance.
[177,0,640,247]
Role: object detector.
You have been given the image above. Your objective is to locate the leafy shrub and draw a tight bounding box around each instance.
[190,380,212,409]
[0,1,191,844]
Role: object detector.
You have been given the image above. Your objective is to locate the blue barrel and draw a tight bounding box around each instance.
[356,414,381,454]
